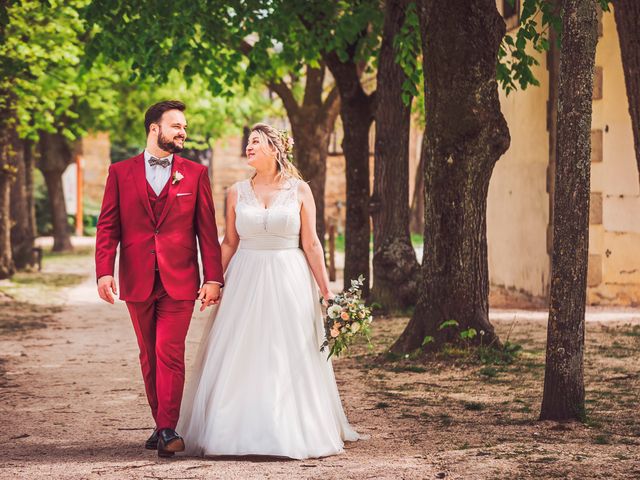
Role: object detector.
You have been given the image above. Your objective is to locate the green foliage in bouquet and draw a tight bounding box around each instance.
[320,275,373,359]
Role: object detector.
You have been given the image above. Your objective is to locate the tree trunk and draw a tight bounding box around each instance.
[0,97,16,279]
[38,131,73,252]
[409,153,425,235]
[370,0,420,311]
[10,135,37,270]
[325,53,374,296]
[540,0,598,422]
[0,2,16,278]
[0,162,13,279]
[391,0,510,353]
[341,99,373,295]
[612,0,640,186]
[24,140,37,246]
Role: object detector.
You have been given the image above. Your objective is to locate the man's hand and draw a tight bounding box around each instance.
[197,283,221,311]
[97,275,118,304]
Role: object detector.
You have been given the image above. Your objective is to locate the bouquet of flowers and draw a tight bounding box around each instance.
[320,275,373,359]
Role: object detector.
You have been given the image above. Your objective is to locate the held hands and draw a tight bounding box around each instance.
[97,275,118,304]
[198,283,221,311]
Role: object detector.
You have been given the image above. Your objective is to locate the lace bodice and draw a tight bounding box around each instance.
[235,178,301,250]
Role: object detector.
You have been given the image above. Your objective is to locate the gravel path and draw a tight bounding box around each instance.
[0,262,439,480]
[1,250,639,479]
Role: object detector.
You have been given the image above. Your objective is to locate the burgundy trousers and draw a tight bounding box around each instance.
[126,273,195,430]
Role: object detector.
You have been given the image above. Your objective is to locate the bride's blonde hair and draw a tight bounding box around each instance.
[250,123,303,181]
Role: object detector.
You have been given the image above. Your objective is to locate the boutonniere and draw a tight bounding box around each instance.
[172,171,184,184]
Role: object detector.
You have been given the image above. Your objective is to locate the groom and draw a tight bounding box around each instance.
[95,100,224,457]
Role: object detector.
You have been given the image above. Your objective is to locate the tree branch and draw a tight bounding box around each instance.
[324,50,362,101]
[320,85,341,128]
[325,50,374,123]
[239,39,300,117]
[269,80,301,119]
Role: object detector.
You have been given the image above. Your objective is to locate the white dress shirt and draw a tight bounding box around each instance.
[144,150,173,195]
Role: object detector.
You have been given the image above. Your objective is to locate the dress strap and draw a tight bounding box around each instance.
[235,179,255,207]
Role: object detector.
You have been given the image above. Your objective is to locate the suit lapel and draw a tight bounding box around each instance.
[130,154,155,222]
[156,156,184,227]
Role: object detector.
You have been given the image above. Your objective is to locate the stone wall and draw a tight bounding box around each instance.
[488,40,551,299]
[488,4,640,306]
[78,132,111,213]
[586,8,640,305]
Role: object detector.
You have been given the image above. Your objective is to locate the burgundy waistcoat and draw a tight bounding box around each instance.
[147,180,170,223]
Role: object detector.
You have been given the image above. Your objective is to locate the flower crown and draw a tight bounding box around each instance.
[279,129,295,163]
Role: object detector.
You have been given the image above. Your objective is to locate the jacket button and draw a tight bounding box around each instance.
[151,249,155,254]
[155,229,159,234]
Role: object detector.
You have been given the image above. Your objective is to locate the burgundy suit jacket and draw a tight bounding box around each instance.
[95,153,223,302]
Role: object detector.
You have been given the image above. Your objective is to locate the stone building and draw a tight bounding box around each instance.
[77,132,111,214]
[488,3,640,306]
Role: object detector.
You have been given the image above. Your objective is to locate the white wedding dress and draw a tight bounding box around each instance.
[177,178,359,459]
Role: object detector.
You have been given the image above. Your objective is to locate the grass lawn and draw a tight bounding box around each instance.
[328,233,424,253]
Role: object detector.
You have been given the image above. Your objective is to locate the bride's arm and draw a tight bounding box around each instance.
[299,181,334,301]
[221,184,240,273]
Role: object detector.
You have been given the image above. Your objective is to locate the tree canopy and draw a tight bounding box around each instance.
[1,0,121,140]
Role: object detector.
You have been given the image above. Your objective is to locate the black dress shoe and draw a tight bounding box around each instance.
[157,428,185,458]
[145,428,158,450]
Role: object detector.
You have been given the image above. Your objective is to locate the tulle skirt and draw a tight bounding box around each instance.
[177,247,359,459]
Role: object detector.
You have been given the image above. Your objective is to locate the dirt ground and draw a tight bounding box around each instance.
[0,248,639,480]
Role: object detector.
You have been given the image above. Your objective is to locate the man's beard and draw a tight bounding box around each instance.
[156,127,185,153]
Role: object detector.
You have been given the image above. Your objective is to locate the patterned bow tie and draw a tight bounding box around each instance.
[148,156,171,168]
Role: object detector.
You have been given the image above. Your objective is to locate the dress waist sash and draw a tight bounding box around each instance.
[239,236,300,250]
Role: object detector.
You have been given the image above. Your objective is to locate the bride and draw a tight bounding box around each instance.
[177,123,359,459]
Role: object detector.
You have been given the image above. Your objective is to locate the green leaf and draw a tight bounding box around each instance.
[438,319,459,331]
[421,335,434,346]
[497,0,559,93]
[392,1,422,105]
[460,328,477,340]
